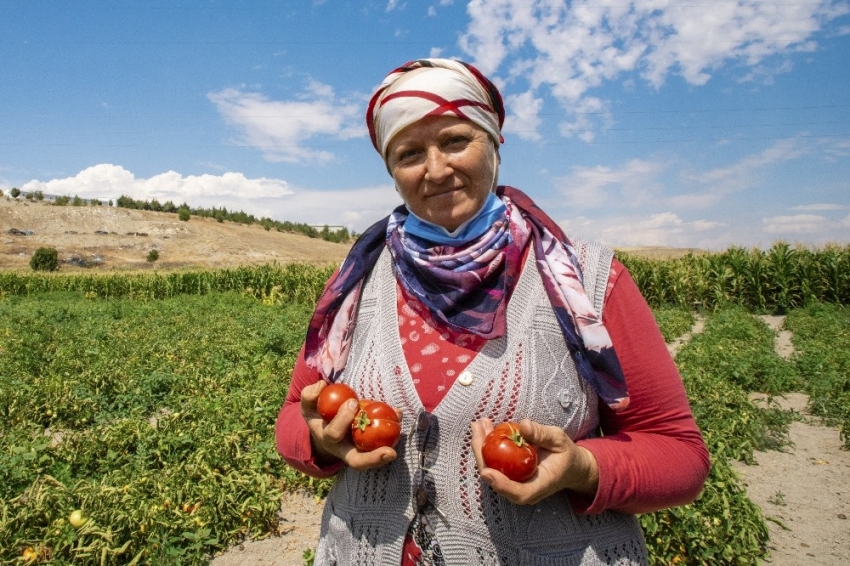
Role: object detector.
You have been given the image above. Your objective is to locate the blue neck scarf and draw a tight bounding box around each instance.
[402,191,507,245]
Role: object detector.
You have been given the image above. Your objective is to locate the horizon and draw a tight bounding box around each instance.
[2,1,849,251]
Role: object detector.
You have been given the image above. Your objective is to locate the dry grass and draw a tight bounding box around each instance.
[1,197,352,271]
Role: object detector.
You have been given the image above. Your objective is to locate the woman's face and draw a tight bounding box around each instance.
[386,116,498,232]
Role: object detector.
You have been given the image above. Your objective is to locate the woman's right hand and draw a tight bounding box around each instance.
[300,381,398,470]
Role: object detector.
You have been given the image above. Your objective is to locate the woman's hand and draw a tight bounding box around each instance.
[300,381,398,470]
[471,418,599,506]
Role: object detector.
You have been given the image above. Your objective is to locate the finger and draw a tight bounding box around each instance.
[300,381,326,417]
[322,398,361,443]
[478,468,541,506]
[470,418,494,471]
[518,419,572,453]
[342,446,399,470]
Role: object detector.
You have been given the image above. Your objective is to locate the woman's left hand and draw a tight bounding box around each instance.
[471,418,599,506]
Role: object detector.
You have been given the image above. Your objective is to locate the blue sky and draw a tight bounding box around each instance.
[2,0,849,250]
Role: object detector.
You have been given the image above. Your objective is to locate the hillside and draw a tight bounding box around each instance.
[1,197,352,271]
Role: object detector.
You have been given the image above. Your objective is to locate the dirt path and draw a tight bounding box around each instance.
[210,491,322,566]
[211,314,850,565]
[674,314,850,565]
[733,392,850,565]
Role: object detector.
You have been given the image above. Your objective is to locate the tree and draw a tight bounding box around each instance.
[10,187,20,198]
[30,247,59,271]
[178,206,190,222]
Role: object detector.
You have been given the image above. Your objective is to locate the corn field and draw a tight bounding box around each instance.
[619,242,850,312]
[2,243,848,313]
[0,262,336,304]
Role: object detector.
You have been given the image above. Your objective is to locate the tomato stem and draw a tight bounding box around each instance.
[508,425,527,447]
[353,410,371,432]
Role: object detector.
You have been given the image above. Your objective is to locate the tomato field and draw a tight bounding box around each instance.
[1,245,848,565]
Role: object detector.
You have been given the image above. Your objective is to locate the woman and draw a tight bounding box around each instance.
[276,58,709,565]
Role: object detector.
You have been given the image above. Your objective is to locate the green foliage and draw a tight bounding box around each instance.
[10,187,21,198]
[678,307,800,395]
[146,249,160,263]
[641,461,769,565]
[785,303,850,448]
[72,195,84,206]
[54,195,71,206]
[620,242,850,313]
[0,263,335,304]
[29,247,60,272]
[0,292,330,564]
[651,306,695,342]
[1,256,845,564]
[178,206,191,222]
[640,307,802,564]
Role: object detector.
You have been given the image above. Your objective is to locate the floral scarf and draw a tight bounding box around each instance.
[303,186,629,411]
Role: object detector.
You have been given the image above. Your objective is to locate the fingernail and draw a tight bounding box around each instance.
[346,399,358,410]
[381,454,394,462]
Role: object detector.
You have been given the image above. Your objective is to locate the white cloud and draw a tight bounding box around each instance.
[503,90,543,140]
[208,82,364,164]
[17,164,401,232]
[555,158,666,211]
[791,203,848,212]
[561,211,723,249]
[459,0,848,138]
[20,164,294,203]
[684,137,808,196]
[763,213,830,234]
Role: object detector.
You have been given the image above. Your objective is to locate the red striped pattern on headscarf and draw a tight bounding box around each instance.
[367,58,505,159]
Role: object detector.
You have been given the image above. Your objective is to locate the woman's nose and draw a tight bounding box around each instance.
[424,147,452,182]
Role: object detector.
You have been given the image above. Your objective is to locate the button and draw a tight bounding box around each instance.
[558,390,573,409]
[458,371,474,386]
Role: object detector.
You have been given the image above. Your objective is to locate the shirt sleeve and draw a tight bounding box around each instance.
[275,345,345,478]
[573,259,710,515]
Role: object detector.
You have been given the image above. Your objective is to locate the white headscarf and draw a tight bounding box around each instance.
[367,58,505,160]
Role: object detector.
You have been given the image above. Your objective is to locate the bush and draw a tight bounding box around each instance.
[54,195,70,206]
[146,249,160,263]
[10,187,20,198]
[30,248,59,272]
[178,207,190,222]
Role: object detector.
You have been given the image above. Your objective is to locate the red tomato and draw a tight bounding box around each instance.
[317,383,358,423]
[351,400,401,451]
[481,422,538,482]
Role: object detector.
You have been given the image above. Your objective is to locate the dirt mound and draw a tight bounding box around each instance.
[1,197,351,271]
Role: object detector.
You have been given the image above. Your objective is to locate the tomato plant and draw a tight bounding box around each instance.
[317,383,358,422]
[481,422,538,482]
[351,401,401,451]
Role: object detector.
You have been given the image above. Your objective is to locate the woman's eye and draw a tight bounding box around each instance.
[444,136,469,149]
[395,148,421,162]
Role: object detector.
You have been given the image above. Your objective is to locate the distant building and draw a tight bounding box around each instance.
[309,224,346,233]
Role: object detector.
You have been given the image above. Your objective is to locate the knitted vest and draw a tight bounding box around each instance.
[315,240,648,566]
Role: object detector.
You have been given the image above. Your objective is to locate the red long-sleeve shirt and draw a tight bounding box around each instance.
[275,259,709,515]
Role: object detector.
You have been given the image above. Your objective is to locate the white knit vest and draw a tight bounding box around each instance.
[315,241,648,565]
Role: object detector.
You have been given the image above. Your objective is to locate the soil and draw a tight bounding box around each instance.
[3,196,848,565]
